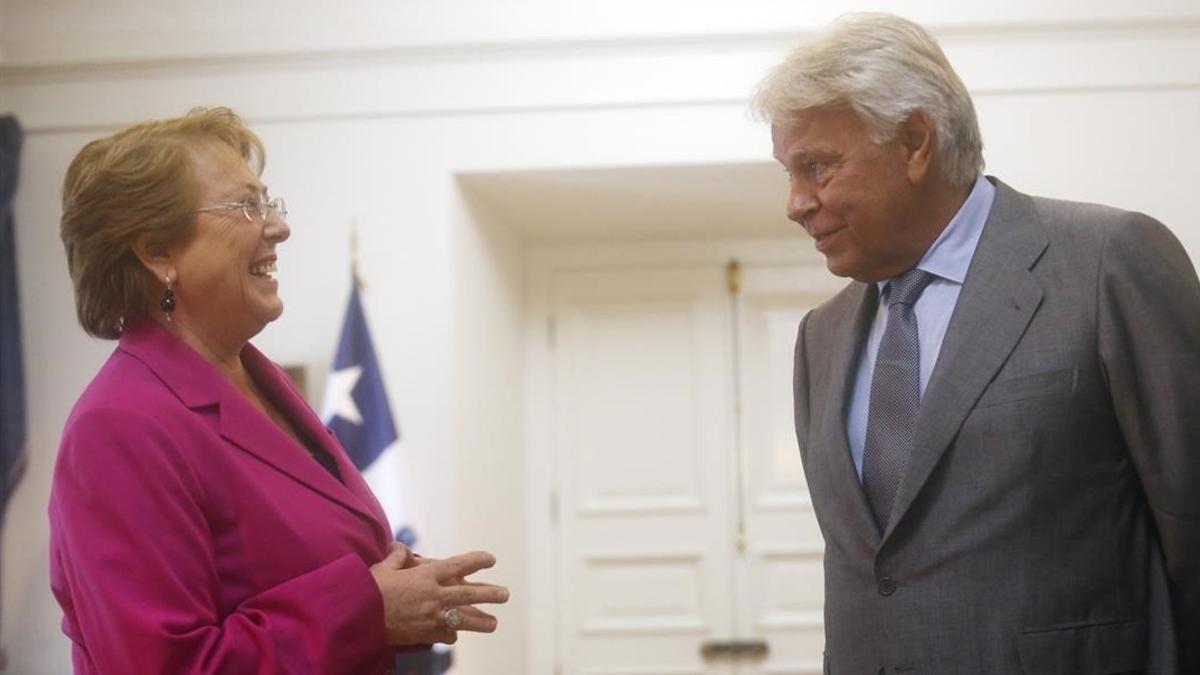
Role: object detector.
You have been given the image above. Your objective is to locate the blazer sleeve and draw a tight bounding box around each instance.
[1096,213,1200,672]
[49,405,390,675]
[793,311,813,465]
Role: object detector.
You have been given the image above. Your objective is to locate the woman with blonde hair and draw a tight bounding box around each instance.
[50,107,507,674]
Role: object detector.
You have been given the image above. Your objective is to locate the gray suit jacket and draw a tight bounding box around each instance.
[793,178,1199,674]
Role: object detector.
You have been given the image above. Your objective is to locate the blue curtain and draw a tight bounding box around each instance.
[0,115,26,516]
[0,114,25,664]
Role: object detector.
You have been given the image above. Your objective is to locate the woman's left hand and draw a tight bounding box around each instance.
[370,545,509,645]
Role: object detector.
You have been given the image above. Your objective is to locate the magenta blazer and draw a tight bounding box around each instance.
[49,318,397,674]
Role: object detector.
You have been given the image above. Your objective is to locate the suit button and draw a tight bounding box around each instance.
[877,577,897,596]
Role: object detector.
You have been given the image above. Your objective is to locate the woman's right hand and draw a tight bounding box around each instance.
[369,545,510,645]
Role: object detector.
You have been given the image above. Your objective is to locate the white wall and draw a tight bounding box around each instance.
[2,2,1199,674]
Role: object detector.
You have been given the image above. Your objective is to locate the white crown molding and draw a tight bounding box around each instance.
[3,16,1199,81]
[4,17,1199,135]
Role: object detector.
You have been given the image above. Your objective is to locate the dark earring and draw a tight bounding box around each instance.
[161,276,176,321]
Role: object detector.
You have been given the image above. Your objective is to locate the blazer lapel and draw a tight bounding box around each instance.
[214,394,380,524]
[119,319,387,537]
[883,179,1048,540]
[812,282,883,545]
[240,346,392,537]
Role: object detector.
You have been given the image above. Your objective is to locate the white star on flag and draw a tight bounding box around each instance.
[321,365,363,425]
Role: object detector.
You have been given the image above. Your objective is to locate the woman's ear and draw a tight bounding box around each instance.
[131,235,175,283]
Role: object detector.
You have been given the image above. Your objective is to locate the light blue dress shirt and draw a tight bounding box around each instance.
[846,175,996,480]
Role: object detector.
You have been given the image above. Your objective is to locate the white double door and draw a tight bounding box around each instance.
[549,258,838,675]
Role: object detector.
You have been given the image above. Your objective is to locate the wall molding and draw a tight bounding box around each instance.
[4,16,1199,135]
[4,17,1199,81]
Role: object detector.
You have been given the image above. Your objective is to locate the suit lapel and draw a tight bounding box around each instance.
[119,319,387,537]
[240,346,391,537]
[813,282,883,544]
[214,393,382,525]
[883,180,1048,541]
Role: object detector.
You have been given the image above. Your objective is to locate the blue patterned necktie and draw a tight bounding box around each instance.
[861,268,935,531]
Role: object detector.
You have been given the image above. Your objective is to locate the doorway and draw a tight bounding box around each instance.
[531,244,843,675]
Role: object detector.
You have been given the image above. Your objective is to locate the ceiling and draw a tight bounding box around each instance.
[457,162,797,243]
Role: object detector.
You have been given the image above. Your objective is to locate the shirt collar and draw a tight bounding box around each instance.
[878,173,996,291]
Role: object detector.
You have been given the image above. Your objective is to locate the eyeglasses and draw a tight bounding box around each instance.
[194,194,288,223]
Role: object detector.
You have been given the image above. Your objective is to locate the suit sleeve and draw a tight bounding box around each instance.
[1096,213,1200,671]
[793,311,813,466]
[49,406,390,675]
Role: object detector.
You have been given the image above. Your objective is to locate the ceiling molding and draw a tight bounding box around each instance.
[3,16,1199,82]
[18,80,1200,138]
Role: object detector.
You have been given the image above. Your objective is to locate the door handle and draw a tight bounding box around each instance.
[700,639,769,660]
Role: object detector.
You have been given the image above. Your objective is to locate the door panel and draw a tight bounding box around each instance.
[733,264,837,675]
[553,266,736,675]
[550,260,838,675]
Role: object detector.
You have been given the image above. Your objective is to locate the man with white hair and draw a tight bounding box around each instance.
[756,13,1198,673]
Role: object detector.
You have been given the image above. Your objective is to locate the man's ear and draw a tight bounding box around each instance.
[131,235,175,283]
[900,110,936,185]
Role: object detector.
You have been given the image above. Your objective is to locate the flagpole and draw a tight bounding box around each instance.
[327,220,439,672]
[350,219,365,291]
